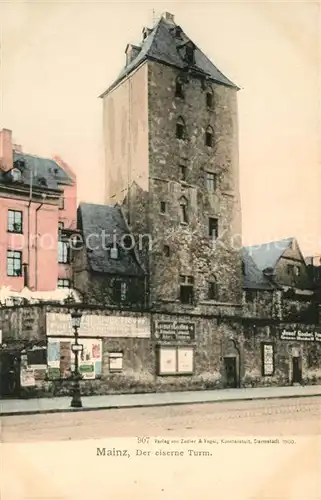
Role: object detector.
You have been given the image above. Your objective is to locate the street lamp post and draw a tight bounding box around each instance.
[70,311,83,408]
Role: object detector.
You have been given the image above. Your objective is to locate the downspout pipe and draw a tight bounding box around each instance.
[27,163,32,289]
[35,199,44,290]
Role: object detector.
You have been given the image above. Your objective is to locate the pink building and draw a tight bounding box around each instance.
[0,128,77,295]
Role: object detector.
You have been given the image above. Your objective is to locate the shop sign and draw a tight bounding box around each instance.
[46,313,150,338]
[155,321,195,341]
[280,329,321,342]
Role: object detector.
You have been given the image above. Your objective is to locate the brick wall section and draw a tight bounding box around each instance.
[146,61,243,309]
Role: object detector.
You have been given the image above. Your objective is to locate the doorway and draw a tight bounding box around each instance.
[292,356,302,384]
[224,357,238,388]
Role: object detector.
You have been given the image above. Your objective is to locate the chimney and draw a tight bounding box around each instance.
[125,44,141,66]
[142,27,152,41]
[0,128,13,172]
[162,12,175,24]
[13,143,23,153]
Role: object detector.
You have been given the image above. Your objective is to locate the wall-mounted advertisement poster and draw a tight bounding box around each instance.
[261,342,274,376]
[20,353,36,387]
[177,347,194,374]
[159,348,177,375]
[158,346,194,375]
[47,338,102,380]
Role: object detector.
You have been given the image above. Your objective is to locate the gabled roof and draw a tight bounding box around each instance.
[0,152,73,191]
[100,15,238,97]
[244,237,294,272]
[242,248,275,290]
[78,203,145,276]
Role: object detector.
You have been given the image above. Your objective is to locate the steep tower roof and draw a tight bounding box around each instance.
[100,12,238,97]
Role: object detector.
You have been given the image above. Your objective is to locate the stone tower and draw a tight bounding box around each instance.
[100,12,243,310]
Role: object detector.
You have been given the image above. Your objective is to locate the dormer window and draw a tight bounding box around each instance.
[175,26,182,38]
[185,44,195,65]
[11,168,22,182]
[175,77,184,99]
[38,177,47,187]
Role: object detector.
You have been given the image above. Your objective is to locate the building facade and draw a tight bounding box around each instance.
[0,128,78,301]
[1,14,321,399]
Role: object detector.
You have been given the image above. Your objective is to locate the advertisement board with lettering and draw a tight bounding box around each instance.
[280,329,321,342]
[46,313,150,339]
[261,342,274,376]
[155,321,195,341]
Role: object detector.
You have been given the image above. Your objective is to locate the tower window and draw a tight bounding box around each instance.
[208,278,219,300]
[206,172,217,192]
[180,275,194,304]
[206,89,214,109]
[209,217,218,239]
[175,78,184,99]
[205,126,214,147]
[176,116,186,139]
[180,165,187,182]
[179,197,188,224]
[163,245,170,257]
[160,201,167,214]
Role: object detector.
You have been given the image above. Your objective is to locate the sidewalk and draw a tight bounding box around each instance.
[1,385,321,417]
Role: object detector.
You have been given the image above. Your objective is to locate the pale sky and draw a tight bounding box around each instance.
[0,1,320,255]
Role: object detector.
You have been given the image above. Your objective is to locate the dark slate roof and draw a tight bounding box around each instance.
[242,248,275,290]
[0,152,73,191]
[78,203,145,276]
[100,15,238,97]
[244,237,294,272]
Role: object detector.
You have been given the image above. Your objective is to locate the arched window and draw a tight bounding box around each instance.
[205,125,214,147]
[206,87,214,109]
[175,77,184,99]
[176,116,186,140]
[208,277,219,300]
[179,196,188,223]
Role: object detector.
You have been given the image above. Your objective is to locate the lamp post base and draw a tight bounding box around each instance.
[71,398,82,408]
[70,381,82,408]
